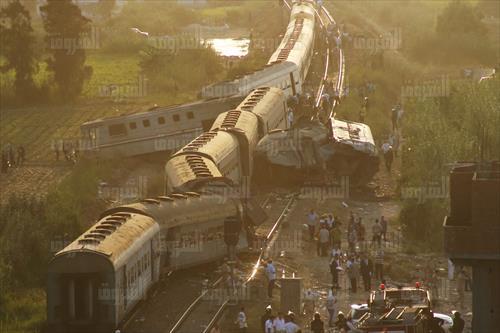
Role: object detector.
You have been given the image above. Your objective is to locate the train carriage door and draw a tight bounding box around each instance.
[289,72,297,96]
[62,274,97,323]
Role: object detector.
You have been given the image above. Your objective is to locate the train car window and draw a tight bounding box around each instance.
[172,114,180,122]
[187,112,194,119]
[143,119,151,127]
[108,123,126,136]
[158,116,166,125]
[129,122,137,130]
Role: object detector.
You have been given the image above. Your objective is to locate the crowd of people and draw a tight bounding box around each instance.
[52,139,80,163]
[234,303,359,333]
[306,208,389,296]
[1,143,26,173]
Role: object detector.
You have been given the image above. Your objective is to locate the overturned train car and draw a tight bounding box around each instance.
[47,193,246,333]
[254,118,379,186]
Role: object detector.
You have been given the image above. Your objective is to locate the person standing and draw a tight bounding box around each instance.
[274,312,286,333]
[319,225,330,257]
[391,106,399,131]
[326,214,334,229]
[450,311,465,333]
[266,260,276,298]
[380,216,387,242]
[334,312,350,331]
[261,306,273,333]
[456,268,467,307]
[283,314,300,333]
[287,107,294,128]
[333,88,340,105]
[321,93,331,113]
[236,307,248,333]
[347,257,358,293]
[310,312,324,333]
[374,248,384,281]
[371,219,382,248]
[389,132,399,157]
[326,288,337,327]
[329,255,341,288]
[265,315,276,333]
[307,209,318,241]
[347,227,357,253]
[381,141,393,172]
[360,254,373,291]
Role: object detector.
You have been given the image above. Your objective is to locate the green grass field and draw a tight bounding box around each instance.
[0,50,199,162]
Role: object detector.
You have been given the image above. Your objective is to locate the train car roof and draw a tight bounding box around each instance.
[268,6,315,65]
[81,96,242,127]
[165,154,227,191]
[53,212,159,265]
[329,118,377,156]
[211,108,259,131]
[105,194,239,230]
[238,87,284,118]
[174,130,240,163]
[202,62,297,98]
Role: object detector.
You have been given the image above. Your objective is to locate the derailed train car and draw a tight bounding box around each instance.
[254,117,379,186]
[47,193,243,333]
[201,1,316,99]
[165,87,288,193]
[79,96,243,159]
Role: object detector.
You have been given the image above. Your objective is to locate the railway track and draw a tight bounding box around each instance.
[314,5,346,118]
[169,193,297,333]
[166,7,348,329]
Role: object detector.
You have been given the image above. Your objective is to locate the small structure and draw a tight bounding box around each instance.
[443,161,500,332]
[280,276,302,315]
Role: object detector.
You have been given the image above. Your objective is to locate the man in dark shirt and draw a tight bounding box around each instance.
[310,312,324,333]
[360,254,373,291]
[450,311,465,333]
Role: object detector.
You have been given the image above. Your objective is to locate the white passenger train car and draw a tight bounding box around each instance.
[79,97,243,159]
[47,193,243,333]
[201,1,316,99]
[165,87,287,193]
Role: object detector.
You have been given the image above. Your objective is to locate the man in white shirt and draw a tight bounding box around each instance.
[307,209,318,240]
[287,108,294,128]
[319,225,330,257]
[236,307,247,333]
[266,259,276,298]
[265,315,275,333]
[326,288,337,327]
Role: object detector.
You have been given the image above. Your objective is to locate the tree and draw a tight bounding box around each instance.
[0,0,37,101]
[40,0,93,101]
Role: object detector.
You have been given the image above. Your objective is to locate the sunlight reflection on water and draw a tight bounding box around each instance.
[206,38,250,57]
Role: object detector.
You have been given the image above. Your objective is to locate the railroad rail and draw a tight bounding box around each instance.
[321,6,346,118]
[169,194,296,333]
[313,5,346,119]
